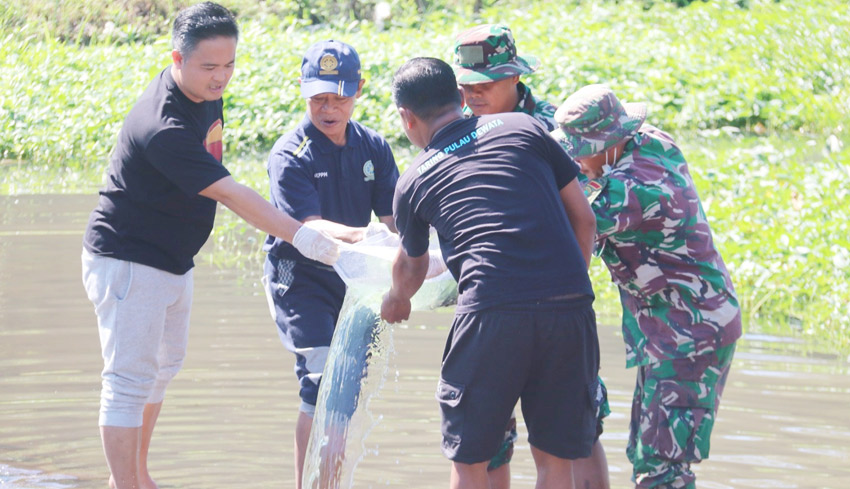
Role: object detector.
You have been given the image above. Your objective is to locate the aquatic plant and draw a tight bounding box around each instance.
[2,0,848,352]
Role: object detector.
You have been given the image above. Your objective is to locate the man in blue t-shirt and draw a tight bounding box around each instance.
[81,4,340,489]
[382,57,600,489]
[261,40,399,489]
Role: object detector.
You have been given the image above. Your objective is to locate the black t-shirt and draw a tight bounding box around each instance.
[83,68,231,275]
[394,113,594,313]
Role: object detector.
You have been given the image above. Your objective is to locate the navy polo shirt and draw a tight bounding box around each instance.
[83,68,231,275]
[393,112,594,313]
[263,116,399,264]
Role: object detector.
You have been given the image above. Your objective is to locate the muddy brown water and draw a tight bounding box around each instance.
[1,195,849,489]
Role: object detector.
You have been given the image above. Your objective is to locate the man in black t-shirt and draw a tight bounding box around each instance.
[81,4,339,489]
[451,24,611,489]
[382,57,600,489]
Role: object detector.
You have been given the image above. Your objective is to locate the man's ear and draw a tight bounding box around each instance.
[355,78,366,98]
[398,106,415,129]
[171,49,184,69]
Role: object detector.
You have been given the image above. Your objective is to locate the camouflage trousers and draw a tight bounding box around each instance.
[627,343,736,489]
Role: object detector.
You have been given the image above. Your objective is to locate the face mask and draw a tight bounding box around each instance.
[601,146,616,175]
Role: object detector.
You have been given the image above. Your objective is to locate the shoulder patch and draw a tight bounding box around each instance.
[286,136,310,158]
[583,177,608,204]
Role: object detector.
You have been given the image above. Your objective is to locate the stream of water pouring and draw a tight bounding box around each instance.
[301,231,456,489]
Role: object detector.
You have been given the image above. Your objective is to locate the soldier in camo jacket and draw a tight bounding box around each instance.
[451,24,611,489]
[552,84,742,489]
[453,24,557,131]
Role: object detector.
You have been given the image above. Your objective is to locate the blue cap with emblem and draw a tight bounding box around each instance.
[300,40,362,98]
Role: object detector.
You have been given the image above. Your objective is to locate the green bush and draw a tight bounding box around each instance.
[2,0,849,353]
[3,0,847,176]
[685,132,850,352]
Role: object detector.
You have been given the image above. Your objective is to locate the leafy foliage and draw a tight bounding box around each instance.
[3,0,847,173]
[685,132,850,352]
[1,0,849,352]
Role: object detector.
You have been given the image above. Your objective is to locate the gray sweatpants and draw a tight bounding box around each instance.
[82,249,192,427]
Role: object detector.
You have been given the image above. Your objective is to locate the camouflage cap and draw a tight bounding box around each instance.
[452,24,540,85]
[553,84,647,158]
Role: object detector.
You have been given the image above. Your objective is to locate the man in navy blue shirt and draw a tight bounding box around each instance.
[81,4,341,489]
[261,39,399,489]
[382,57,600,489]
[451,24,611,489]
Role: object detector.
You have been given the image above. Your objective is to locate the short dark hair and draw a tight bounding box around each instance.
[392,57,462,122]
[172,2,239,57]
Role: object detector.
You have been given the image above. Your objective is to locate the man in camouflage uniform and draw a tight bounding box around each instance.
[453,24,557,130]
[552,84,742,489]
[451,24,611,489]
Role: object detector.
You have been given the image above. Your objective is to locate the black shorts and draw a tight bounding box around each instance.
[437,297,600,464]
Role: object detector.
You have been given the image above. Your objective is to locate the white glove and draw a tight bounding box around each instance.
[425,251,448,279]
[292,222,340,265]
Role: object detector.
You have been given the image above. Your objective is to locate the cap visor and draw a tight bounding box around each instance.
[454,57,538,85]
[454,68,513,85]
[516,54,540,73]
[301,79,360,98]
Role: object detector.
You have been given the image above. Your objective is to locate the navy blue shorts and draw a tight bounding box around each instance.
[264,254,346,409]
[437,297,600,464]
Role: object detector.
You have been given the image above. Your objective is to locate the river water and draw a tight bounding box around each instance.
[1,194,848,489]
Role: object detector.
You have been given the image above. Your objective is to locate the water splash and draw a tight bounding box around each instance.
[301,232,456,489]
[0,464,77,489]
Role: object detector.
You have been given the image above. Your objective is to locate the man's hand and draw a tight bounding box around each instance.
[382,246,428,323]
[293,221,341,265]
[381,290,412,323]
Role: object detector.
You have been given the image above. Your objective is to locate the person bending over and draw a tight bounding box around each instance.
[382,56,599,489]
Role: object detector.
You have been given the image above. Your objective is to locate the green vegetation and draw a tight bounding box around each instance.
[1,0,848,353]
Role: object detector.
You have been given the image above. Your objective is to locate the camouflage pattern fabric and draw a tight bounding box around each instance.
[462,82,557,131]
[586,124,742,368]
[453,24,540,85]
[487,415,517,470]
[554,84,647,158]
[627,343,735,489]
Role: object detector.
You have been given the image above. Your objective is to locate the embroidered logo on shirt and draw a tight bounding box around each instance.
[363,160,375,181]
[314,172,329,178]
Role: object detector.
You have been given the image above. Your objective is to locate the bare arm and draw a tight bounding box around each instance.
[380,247,429,323]
[199,176,302,242]
[560,178,597,269]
